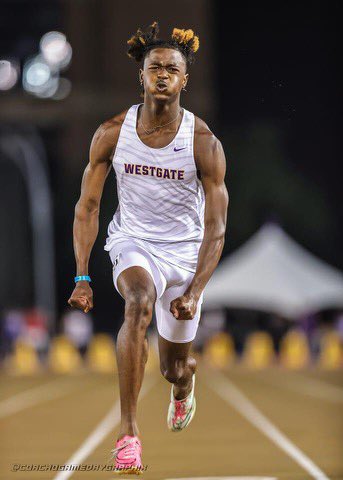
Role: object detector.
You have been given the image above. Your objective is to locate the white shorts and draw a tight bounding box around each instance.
[108,238,203,343]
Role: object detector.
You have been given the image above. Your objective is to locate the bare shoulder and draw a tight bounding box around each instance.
[93,109,128,148]
[193,115,224,166]
[90,109,128,165]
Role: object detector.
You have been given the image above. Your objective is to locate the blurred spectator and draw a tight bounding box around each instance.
[193,308,226,351]
[1,309,25,356]
[334,311,343,340]
[267,314,293,353]
[61,309,93,356]
[22,308,50,360]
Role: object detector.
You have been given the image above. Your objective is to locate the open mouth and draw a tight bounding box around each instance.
[156,82,168,92]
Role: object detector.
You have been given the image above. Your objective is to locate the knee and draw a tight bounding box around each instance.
[124,289,154,330]
[160,360,185,384]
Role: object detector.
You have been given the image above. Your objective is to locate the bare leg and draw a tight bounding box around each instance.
[158,335,196,400]
[116,267,156,439]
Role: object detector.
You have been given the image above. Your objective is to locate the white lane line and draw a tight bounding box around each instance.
[269,373,343,404]
[54,375,158,480]
[0,378,77,419]
[206,371,330,480]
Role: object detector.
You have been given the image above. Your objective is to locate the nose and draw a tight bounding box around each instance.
[157,67,168,78]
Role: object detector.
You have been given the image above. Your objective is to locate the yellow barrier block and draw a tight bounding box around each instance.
[87,334,117,373]
[243,331,275,369]
[48,335,82,373]
[203,332,235,369]
[280,329,310,369]
[7,340,41,375]
[318,331,343,370]
[145,340,159,373]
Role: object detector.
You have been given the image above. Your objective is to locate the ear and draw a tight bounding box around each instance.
[139,69,144,85]
[182,73,189,89]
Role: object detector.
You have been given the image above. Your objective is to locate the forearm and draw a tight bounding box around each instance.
[185,222,225,300]
[73,202,99,275]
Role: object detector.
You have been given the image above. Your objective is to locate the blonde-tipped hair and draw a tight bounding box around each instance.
[172,28,199,53]
[127,21,199,65]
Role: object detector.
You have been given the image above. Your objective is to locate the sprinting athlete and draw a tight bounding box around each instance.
[68,22,228,474]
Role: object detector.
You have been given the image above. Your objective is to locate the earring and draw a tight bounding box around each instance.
[182,86,187,92]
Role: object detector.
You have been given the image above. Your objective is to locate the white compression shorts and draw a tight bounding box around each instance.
[108,238,203,343]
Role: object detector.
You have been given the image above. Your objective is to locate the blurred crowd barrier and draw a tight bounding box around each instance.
[203,330,342,370]
[1,309,342,375]
[2,333,161,376]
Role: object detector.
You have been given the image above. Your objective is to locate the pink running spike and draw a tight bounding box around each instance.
[111,435,143,475]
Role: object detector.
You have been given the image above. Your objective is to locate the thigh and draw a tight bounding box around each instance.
[110,242,166,300]
[155,282,204,344]
[117,266,157,303]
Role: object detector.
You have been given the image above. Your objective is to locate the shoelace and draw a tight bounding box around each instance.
[175,400,187,418]
[110,438,138,461]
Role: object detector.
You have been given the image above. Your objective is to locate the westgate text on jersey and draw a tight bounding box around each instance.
[124,163,185,180]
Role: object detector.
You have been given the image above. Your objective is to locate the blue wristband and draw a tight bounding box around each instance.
[74,275,91,283]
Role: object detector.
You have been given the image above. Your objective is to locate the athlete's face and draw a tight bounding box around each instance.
[140,48,188,101]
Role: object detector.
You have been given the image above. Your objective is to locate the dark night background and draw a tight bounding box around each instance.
[0,0,341,332]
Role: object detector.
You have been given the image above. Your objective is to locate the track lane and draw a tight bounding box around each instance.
[81,371,307,480]
[221,369,343,479]
[53,374,158,480]
[0,374,119,480]
[206,371,330,480]
[1,368,342,480]
[0,374,62,401]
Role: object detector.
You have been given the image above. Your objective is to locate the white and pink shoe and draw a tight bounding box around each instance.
[111,435,143,475]
[167,374,196,432]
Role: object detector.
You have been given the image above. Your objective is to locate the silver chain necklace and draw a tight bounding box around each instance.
[140,109,182,135]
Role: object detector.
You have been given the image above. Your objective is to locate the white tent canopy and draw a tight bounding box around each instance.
[204,223,343,318]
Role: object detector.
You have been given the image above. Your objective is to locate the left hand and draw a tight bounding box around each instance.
[170,294,198,320]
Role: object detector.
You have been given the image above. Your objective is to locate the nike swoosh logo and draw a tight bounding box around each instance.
[174,147,186,152]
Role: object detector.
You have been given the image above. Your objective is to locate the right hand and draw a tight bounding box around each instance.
[68,281,93,313]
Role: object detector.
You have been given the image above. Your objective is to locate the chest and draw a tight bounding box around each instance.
[113,137,196,185]
[136,123,181,149]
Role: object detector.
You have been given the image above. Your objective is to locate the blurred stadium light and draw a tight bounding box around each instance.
[24,57,50,88]
[51,77,72,100]
[0,60,19,91]
[23,55,59,98]
[21,31,72,100]
[40,31,72,70]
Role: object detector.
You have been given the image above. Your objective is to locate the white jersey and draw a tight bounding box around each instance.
[104,103,205,272]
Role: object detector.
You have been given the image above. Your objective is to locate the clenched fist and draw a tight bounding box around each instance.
[170,294,198,320]
[68,281,93,313]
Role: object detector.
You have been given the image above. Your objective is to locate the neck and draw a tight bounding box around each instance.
[141,96,181,126]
